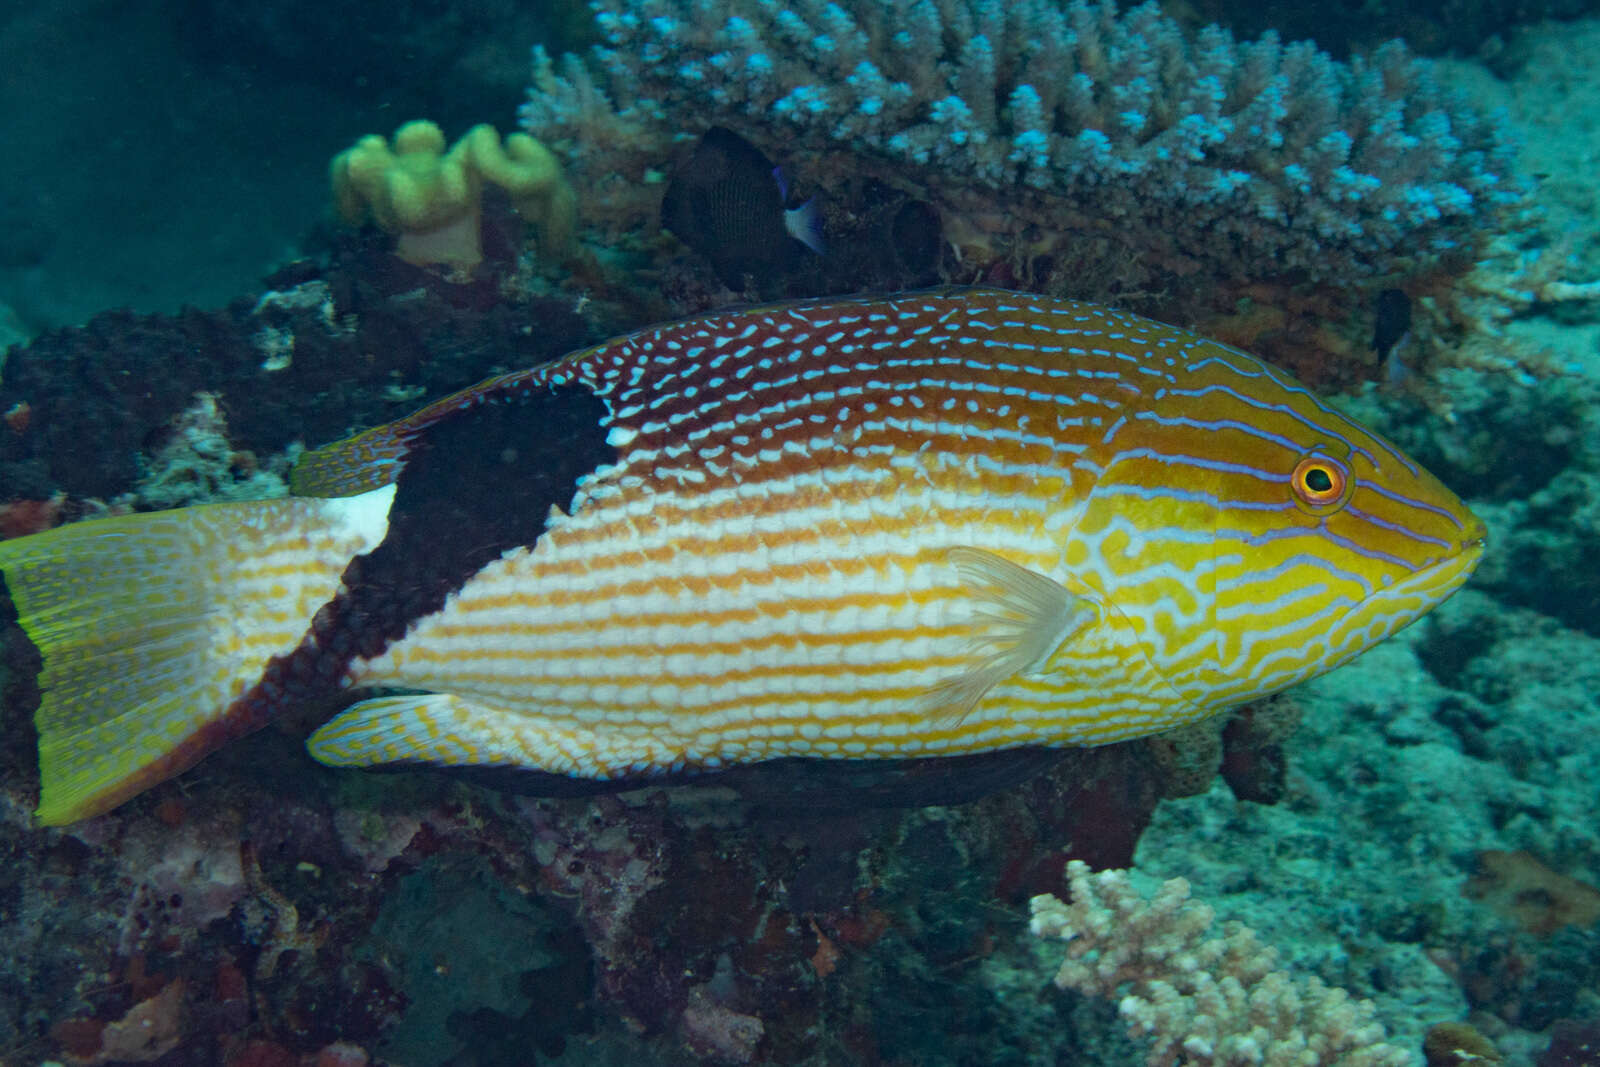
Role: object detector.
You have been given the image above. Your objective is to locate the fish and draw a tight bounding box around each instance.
[661,126,825,289]
[1370,288,1412,361]
[1370,288,1414,383]
[0,287,1486,826]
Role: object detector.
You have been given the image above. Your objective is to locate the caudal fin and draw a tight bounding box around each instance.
[0,489,395,825]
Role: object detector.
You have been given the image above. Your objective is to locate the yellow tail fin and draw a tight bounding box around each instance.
[0,488,395,825]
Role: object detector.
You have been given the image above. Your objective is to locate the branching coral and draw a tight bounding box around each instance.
[1030,861,1413,1066]
[521,0,1522,296]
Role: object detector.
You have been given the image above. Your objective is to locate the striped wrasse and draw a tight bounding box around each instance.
[0,287,1485,825]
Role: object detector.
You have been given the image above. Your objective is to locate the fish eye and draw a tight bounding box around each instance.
[1290,453,1350,510]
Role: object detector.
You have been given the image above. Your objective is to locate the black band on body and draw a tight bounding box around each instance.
[231,380,615,736]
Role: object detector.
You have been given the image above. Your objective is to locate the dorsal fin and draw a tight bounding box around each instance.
[290,360,582,497]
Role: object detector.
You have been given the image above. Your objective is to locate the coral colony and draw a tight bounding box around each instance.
[521,0,1522,289]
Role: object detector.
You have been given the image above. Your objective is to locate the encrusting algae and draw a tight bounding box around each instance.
[0,288,1485,825]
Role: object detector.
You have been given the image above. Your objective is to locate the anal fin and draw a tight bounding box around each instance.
[921,547,1097,722]
[306,693,677,777]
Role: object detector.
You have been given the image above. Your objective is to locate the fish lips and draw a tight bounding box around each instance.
[1329,526,1486,653]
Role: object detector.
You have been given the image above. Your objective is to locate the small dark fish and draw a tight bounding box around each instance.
[1370,288,1412,362]
[1370,288,1414,385]
[661,126,824,289]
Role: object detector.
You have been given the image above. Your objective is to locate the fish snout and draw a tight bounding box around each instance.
[1461,512,1489,553]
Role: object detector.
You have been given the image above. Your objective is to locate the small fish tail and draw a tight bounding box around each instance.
[0,491,392,825]
[784,197,826,255]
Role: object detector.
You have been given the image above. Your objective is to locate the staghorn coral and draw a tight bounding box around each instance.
[1030,860,1414,1066]
[521,0,1522,306]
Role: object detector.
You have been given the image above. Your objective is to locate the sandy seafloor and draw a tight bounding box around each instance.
[1,4,1598,1065]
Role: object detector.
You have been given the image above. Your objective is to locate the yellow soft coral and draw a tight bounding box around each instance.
[330,120,576,269]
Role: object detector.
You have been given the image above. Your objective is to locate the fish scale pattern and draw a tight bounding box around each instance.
[522,0,1522,285]
[333,290,1481,776]
[356,294,1146,770]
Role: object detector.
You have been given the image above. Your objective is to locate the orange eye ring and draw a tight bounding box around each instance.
[1290,454,1349,509]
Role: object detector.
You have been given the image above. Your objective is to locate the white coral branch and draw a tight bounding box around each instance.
[1029,861,1416,1067]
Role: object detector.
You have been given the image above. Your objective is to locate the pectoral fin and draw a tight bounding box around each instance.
[921,547,1097,722]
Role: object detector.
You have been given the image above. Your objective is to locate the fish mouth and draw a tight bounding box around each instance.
[1403,510,1487,590]
[1330,526,1485,652]
[1397,523,1487,602]
[1456,511,1489,557]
